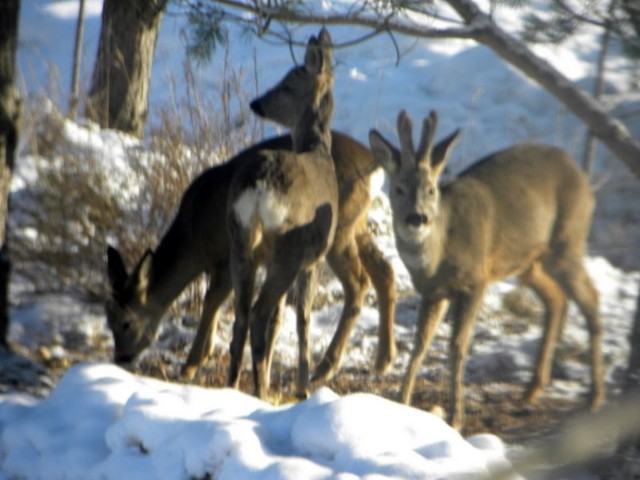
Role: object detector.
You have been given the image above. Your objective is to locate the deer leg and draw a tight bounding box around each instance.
[227,250,256,391]
[401,297,449,405]
[182,266,232,380]
[313,239,368,383]
[356,229,397,375]
[520,262,567,404]
[550,259,604,410]
[448,288,485,431]
[264,295,286,387]
[295,263,322,398]
[250,262,300,400]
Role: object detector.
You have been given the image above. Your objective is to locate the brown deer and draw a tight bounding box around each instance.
[368,109,603,429]
[225,28,340,399]
[106,29,396,390]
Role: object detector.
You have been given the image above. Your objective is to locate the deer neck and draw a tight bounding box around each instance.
[291,91,333,155]
[146,224,202,314]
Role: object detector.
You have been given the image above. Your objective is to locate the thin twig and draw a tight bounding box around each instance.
[213,0,479,41]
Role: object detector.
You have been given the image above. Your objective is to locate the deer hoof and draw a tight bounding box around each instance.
[295,390,310,401]
[374,349,396,375]
[181,365,198,381]
[448,412,464,432]
[523,383,542,405]
[429,405,446,420]
[312,358,337,383]
[589,387,605,412]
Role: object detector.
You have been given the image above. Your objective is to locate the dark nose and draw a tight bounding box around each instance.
[405,213,429,227]
[114,353,135,366]
[250,99,264,117]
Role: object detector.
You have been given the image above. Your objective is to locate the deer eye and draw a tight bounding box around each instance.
[394,185,405,196]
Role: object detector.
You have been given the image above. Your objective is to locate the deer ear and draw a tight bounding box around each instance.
[431,128,461,179]
[369,129,400,175]
[107,246,128,294]
[316,28,333,71]
[135,250,154,304]
[304,36,323,74]
[317,28,332,47]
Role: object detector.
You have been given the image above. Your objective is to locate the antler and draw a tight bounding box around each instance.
[416,110,438,166]
[396,110,415,165]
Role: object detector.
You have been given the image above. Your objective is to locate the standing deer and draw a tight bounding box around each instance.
[106,28,396,390]
[368,109,603,429]
[226,28,339,399]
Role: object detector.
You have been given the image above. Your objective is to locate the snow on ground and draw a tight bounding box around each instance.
[1,363,516,480]
[2,0,640,479]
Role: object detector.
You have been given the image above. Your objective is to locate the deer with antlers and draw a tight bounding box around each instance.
[369,110,603,429]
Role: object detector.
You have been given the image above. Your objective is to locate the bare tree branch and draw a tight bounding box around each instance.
[210,0,640,177]
[445,0,640,178]
[213,0,479,40]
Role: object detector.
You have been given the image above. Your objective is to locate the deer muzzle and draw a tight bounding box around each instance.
[250,99,265,117]
[114,352,136,367]
[405,213,430,227]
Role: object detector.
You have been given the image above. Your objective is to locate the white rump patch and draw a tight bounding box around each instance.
[233,189,259,229]
[233,183,289,230]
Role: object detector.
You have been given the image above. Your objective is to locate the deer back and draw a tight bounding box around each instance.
[106,122,376,365]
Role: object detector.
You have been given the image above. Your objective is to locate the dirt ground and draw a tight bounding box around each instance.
[126,352,640,479]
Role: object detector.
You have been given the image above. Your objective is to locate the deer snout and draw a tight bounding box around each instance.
[250,99,265,117]
[114,352,135,367]
[405,213,430,227]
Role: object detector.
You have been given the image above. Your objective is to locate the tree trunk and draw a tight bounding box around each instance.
[621,0,640,39]
[581,0,614,177]
[0,0,21,347]
[445,0,640,179]
[68,0,86,120]
[86,0,167,138]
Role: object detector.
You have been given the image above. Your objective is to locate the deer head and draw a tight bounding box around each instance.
[106,245,160,365]
[250,28,334,150]
[369,110,460,244]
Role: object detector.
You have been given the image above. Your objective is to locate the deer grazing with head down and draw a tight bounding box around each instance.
[106,28,396,394]
[368,110,603,429]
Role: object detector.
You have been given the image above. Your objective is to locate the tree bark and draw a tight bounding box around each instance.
[582,0,614,176]
[445,0,640,178]
[621,0,640,39]
[86,0,168,138]
[68,0,86,120]
[0,0,21,347]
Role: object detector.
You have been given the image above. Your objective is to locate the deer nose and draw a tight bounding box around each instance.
[114,352,135,366]
[406,213,429,227]
[250,99,264,117]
